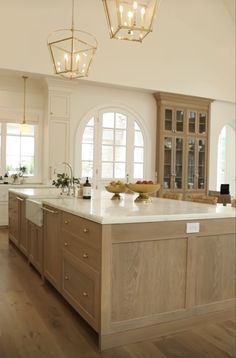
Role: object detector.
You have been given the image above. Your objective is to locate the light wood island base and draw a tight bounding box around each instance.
[8,190,235,352]
[99,217,235,350]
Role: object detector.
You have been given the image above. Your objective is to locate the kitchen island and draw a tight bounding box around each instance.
[40,191,236,350]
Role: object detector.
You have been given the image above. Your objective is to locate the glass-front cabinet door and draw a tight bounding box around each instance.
[164,109,173,132]
[163,137,172,189]
[198,139,206,190]
[187,138,196,190]
[199,112,207,135]
[188,111,196,134]
[164,108,185,134]
[175,110,184,133]
[174,137,184,190]
[163,136,184,191]
[187,138,206,191]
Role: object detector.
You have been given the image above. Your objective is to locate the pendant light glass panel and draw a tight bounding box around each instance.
[103,0,160,42]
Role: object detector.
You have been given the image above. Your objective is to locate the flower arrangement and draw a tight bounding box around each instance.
[52,173,80,195]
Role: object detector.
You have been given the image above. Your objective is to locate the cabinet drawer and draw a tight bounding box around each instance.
[61,212,101,249]
[62,252,100,331]
[62,231,101,272]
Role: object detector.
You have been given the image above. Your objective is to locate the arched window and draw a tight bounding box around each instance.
[76,108,146,188]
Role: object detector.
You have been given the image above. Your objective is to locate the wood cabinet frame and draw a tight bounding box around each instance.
[154,92,213,199]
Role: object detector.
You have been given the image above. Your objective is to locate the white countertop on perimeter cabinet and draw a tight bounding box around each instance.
[42,190,236,224]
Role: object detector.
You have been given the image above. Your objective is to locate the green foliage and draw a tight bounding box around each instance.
[52,173,70,188]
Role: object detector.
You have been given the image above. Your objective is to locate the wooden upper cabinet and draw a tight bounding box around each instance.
[154,92,212,199]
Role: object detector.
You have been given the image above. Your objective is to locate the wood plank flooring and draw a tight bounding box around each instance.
[0,228,235,358]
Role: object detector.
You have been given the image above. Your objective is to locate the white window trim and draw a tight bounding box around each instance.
[74,104,150,188]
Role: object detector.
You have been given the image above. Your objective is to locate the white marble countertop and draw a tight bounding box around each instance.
[8,187,62,199]
[41,190,236,224]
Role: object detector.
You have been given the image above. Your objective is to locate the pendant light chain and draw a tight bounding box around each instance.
[22,76,28,125]
[71,0,75,30]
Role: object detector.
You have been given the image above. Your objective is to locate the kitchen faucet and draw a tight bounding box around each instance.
[62,162,75,196]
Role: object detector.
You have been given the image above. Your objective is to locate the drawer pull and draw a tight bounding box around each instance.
[82,292,88,297]
[64,275,69,280]
[83,228,89,233]
[64,242,68,247]
[42,207,58,214]
[82,253,89,259]
[64,220,69,224]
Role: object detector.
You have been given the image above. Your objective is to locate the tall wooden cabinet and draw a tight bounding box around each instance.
[154,92,212,199]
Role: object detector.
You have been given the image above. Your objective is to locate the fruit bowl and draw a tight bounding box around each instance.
[105,183,127,200]
[126,183,161,203]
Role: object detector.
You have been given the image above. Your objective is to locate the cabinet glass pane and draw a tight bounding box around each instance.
[198,139,206,189]
[199,113,206,134]
[164,109,172,131]
[187,139,195,190]
[164,137,172,189]
[176,111,184,132]
[188,112,196,133]
[175,138,183,189]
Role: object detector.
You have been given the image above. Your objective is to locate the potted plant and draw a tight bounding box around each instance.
[52,173,71,195]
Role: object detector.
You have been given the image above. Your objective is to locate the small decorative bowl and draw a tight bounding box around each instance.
[126,183,161,203]
[105,185,127,200]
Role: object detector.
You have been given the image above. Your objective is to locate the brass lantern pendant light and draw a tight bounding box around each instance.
[102,0,161,42]
[48,0,97,79]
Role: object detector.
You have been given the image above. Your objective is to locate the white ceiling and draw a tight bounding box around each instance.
[0,0,235,102]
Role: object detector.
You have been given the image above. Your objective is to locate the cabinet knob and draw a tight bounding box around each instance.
[83,292,88,297]
[64,220,69,224]
[83,228,89,233]
[82,253,89,259]
[64,275,69,280]
[64,242,68,247]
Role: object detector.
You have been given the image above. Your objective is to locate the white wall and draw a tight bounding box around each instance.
[209,101,236,195]
[0,0,234,102]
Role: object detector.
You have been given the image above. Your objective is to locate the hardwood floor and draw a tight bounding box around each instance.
[0,228,235,358]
